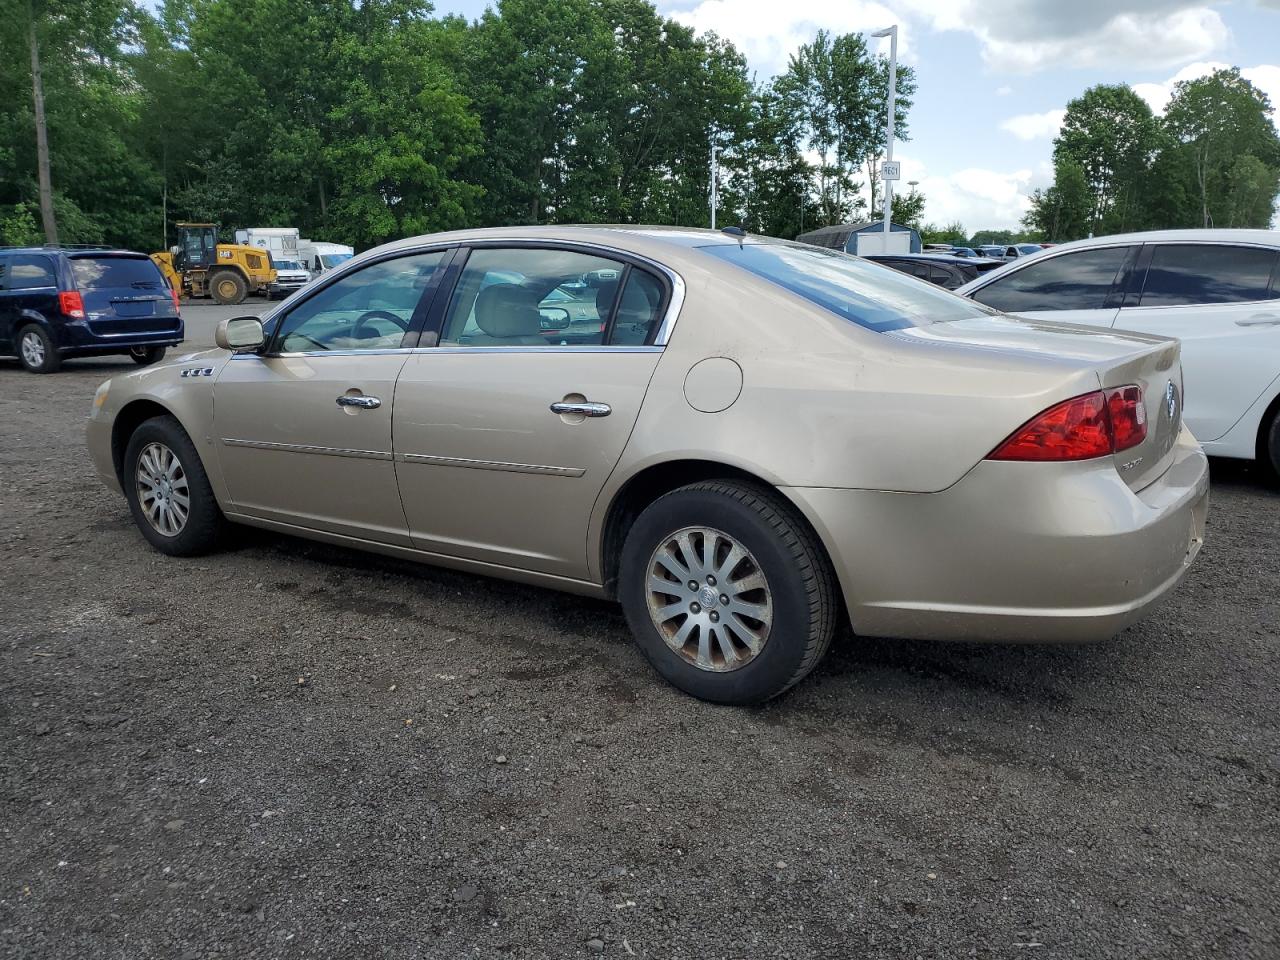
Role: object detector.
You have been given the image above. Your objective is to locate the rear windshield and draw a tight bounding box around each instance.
[71,256,165,290]
[699,241,991,331]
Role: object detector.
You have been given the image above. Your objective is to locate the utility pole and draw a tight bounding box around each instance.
[709,144,718,230]
[871,25,898,241]
[28,0,58,245]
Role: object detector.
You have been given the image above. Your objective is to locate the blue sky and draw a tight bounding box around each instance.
[436,0,1280,231]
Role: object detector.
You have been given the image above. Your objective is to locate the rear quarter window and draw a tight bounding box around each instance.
[5,254,57,290]
[71,256,166,290]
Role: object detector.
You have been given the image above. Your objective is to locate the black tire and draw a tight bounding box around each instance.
[128,345,167,366]
[123,415,228,556]
[618,480,838,705]
[1265,408,1280,483]
[209,269,247,305]
[16,324,61,373]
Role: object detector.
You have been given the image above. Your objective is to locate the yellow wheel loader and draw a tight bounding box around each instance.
[151,223,277,305]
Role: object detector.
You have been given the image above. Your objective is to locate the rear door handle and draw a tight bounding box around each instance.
[336,395,381,409]
[1235,315,1280,327]
[549,401,611,417]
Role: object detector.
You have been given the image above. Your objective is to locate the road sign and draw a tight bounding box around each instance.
[880,161,901,181]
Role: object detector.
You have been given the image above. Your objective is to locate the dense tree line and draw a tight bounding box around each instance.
[1025,70,1280,241]
[1,0,913,252]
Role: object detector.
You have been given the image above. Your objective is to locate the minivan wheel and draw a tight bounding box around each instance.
[619,480,838,704]
[129,346,167,366]
[123,415,228,556]
[17,325,60,373]
[209,269,247,305]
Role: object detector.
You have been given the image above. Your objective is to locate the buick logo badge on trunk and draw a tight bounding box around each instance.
[1165,381,1178,420]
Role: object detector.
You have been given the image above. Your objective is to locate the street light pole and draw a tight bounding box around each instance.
[871,25,897,240]
[710,144,718,230]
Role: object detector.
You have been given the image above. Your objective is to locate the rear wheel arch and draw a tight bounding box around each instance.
[1257,388,1280,478]
[598,459,843,610]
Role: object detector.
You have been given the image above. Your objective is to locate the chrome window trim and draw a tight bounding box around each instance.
[423,345,663,355]
[229,348,416,360]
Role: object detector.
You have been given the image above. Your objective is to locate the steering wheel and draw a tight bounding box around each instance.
[352,310,410,339]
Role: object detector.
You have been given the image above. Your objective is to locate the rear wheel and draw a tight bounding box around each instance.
[123,415,228,556]
[1265,408,1280,483]
[209,269,247,305]
[17,325,60,373]
[129,346,167,366]
[619,480,838,704]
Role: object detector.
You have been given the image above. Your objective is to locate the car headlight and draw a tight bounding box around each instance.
[91,380,110,414]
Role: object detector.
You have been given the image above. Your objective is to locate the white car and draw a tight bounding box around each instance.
[955,229,1280,476]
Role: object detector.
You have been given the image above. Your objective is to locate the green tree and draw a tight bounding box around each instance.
[1023,159,1092,241]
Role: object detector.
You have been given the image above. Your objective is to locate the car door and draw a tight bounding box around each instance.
[212,248,451,545]
[966,244,1137,327]
[392,244,671,581]
[0,254,12,351]
[1112,242,1280,443]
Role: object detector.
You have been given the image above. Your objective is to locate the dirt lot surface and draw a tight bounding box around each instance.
[2,306,1278,959]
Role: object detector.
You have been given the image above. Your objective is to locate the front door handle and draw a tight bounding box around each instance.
[1236,315,1280,327]
[336,395,381,409]
[549,400,611,418]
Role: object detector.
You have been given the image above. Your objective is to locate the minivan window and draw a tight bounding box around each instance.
[1139,244,1279,307]
[970,246,1131,313]
[7,254,56,290]
[70,256,165,290]
[700,242,990,332]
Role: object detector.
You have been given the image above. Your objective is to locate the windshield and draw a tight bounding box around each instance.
[320,253,353,269]
[276,259,304,271]
[70,256,165,290]
[698,241,992,331]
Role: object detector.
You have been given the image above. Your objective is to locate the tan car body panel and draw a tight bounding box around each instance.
[87,226,1210,643]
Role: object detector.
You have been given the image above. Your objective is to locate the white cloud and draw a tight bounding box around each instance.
[668,0,903,80]
[850,154,1039,231]
[1134,61,1280,127]
[903,2,1229,74]
[1000,108,1066,141]
[995,85,1013,96]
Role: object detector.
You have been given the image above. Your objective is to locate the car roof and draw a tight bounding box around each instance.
[1032,228,1280,250]
[0,246,144,258]
[866,252,974,265]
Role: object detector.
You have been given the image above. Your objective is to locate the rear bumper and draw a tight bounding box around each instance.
[56,317,184,354]
[782,426,1209,643]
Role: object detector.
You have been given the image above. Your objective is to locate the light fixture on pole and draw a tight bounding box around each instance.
[871,25,898,240]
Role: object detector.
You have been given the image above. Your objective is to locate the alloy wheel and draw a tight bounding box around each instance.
[645,526,773,672]
[135,441,191,537]
[20,331,45,368]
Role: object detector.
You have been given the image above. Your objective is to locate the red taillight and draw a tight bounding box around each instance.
[987,385,1146,462]
[170,285,181,314]
[58,290,85,319]
[1107,385,1147,452]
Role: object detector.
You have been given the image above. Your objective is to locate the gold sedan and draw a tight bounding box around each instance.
[86,226,1209,704]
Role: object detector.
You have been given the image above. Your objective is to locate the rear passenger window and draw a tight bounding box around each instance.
[1139,244,1279,306]
[7,254,56,290]
[971,247,1131,313]
[606,270,664,345]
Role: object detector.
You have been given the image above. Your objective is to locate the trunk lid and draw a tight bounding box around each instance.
[70,253,180,335]
[892,314,1184,491]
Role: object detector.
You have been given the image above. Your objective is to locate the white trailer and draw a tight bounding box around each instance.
[234,227,301,263]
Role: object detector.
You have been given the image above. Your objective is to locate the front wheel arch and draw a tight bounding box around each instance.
[111,399,181,485]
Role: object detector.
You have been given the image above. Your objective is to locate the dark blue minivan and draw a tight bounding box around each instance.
[0,247,184,373]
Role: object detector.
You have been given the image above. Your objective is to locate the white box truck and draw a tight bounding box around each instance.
[298,239,355,278]
[234,227,301,262]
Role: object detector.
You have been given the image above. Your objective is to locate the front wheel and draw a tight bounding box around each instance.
[123,415,228,556]
[129,346,167,366]
[209,269,247,305]
[619,481,838,704]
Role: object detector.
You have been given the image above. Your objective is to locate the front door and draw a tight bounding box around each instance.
[392,245,670,580]
[1112,242,1280,443]
[966,244,1137,329]
[212,249,449,545]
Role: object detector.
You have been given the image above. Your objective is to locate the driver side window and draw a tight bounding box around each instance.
[272,250,445,353]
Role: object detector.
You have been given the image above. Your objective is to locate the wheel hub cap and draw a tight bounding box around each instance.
[645,526,773,673]
[135,442,190,537]
[21,332,44,366]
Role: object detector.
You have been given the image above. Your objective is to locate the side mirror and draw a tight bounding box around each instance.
[215,316,265,351]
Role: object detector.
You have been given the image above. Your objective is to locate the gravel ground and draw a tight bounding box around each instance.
[2,306,1278,959]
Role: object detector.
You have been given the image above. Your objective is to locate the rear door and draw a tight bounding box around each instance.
[1112,242,1280,443]
[392,244,671,580]
[966,244,1137,328]
[68,254,180,338]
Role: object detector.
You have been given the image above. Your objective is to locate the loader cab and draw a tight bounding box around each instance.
[175,224,219,271]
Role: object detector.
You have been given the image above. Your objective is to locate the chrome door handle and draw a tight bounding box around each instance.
[336,395,381,409]
[549,401,611,418]
[1235,315,1280,327]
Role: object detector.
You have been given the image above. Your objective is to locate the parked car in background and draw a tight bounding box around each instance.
[948,246,979,258]
[298,240,355,278]
[864,252,980,289]
[956,229,1280,476]
[1003,243,1045,260]
[976,244,1008,259]
[1,247,182,373]
[266,258,311,299]
[86,226,1207,704]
